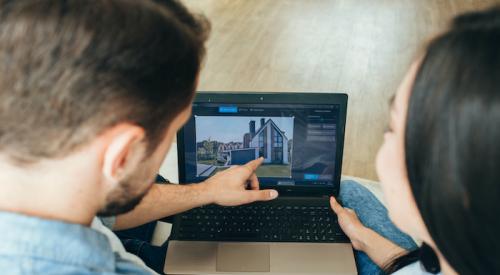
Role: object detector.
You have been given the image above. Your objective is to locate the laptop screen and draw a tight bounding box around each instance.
[178,99,343,189]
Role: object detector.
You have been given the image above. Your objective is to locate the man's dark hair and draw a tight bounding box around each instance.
[0,0,209,164]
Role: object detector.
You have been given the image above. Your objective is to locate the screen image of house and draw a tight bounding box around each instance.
[195,116,294,178]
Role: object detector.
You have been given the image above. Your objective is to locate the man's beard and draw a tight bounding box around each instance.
[97,174,154,217]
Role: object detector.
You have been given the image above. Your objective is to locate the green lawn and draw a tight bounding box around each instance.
[209,164,291,178]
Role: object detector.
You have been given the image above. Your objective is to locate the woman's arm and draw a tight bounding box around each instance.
[330,197,407,268]
[357,226,407,267]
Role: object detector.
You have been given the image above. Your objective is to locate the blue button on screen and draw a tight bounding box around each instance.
[219,106,238,113]
[304,174,320,180]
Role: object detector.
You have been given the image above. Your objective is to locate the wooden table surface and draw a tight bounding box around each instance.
[182,0,498,180]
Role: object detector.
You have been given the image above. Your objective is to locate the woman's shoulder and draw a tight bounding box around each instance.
[392,261,441,275]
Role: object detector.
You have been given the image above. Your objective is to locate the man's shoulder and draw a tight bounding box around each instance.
[0,212,153,275]
[0,254,152,275]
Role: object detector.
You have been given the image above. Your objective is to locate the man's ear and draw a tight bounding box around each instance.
[101,124,146,185]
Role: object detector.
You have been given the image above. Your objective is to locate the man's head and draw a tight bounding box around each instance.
[0,0,209,217]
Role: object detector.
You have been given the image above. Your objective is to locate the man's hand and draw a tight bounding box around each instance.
[330,196,369,251]
[200,157,279,206]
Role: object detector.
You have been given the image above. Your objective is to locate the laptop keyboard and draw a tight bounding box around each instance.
[175,203,349,243]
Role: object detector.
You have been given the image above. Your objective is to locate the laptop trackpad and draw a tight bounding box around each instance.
[216,243,270,272]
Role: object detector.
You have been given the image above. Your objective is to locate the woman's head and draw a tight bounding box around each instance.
[376,6,500,274]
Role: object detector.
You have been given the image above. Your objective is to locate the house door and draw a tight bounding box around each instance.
[272,147,283,163]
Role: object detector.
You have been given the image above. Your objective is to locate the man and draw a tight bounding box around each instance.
[0,0,278,274]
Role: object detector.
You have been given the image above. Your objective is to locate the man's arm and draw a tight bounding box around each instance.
[113,158,278,230]
[113,183,210,230]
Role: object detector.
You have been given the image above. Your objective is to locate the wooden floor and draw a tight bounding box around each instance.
[182,0,498,180]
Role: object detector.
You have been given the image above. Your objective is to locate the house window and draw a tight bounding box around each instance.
[272,128,283,148]
[258,129,267,157]
[270,128,284,163]
[273,134,283,147]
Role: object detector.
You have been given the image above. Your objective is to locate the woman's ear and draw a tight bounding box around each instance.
[101,124,146,186]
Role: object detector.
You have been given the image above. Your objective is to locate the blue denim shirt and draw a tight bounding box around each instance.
[0,211,152,274]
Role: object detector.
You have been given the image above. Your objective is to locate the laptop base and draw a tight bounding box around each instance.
[165,241,357,275]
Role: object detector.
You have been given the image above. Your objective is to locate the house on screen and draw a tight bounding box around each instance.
[228,118,289,165]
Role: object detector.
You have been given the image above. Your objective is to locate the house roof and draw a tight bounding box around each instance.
[252,119,289,141]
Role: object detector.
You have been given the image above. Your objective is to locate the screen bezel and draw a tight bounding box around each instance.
[177,92,348,197]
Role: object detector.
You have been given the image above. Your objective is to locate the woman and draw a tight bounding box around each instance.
[334,6,500,275]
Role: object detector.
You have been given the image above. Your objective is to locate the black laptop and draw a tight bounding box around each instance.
[170,92,349,243]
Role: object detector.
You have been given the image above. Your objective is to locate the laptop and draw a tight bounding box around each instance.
[165,92,356,275]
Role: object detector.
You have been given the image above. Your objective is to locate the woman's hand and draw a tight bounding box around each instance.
[330,196,370,251]
[330,196,409,268]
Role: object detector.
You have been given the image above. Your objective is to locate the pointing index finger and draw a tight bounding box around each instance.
[243,157,264,173]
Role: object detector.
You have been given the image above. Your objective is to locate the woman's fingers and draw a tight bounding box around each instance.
[330,196,344,214]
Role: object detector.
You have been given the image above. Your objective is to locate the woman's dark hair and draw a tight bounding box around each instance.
[387,5,500,275]
[384,243,439,274]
